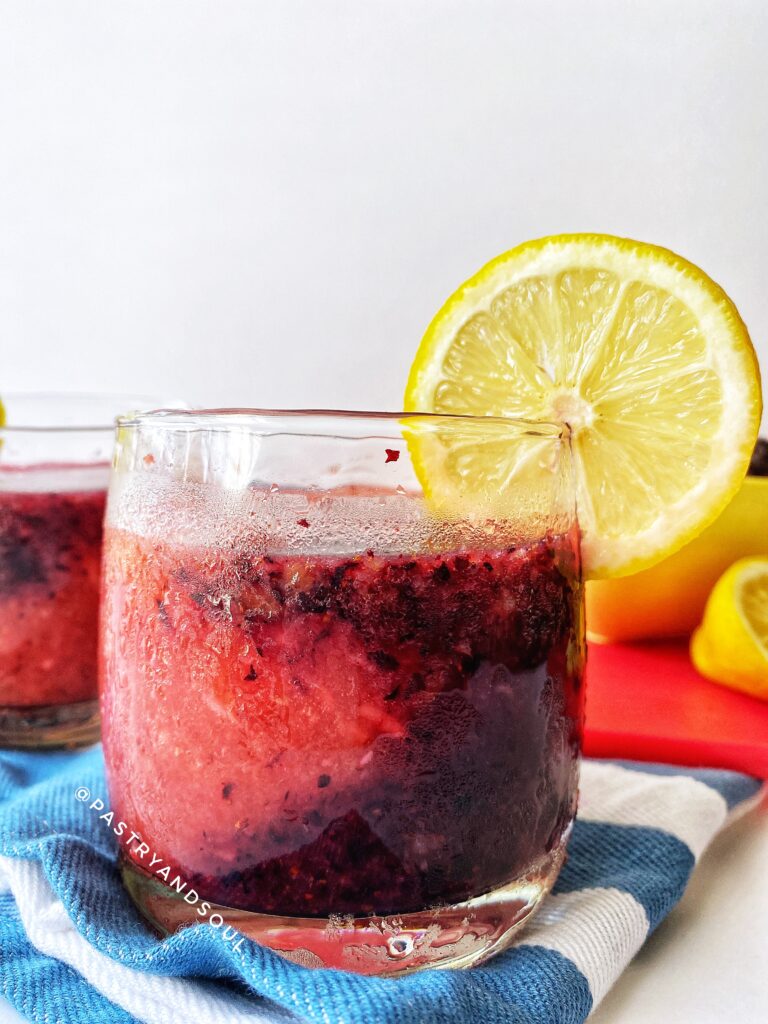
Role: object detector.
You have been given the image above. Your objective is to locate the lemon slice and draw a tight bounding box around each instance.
[691,558,768,698]
[405,234,762,578]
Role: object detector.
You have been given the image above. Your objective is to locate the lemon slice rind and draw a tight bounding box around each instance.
[405,234,762,579]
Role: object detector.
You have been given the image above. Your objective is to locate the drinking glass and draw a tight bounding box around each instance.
[0,394,163,748]
[100,409,584,974]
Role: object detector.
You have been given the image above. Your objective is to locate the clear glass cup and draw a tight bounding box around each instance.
[0,394,169,749]
[100,409,584,975]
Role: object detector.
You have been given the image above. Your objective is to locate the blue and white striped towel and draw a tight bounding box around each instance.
[0,746,763,1024]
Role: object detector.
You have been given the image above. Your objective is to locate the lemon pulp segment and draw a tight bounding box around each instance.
[405,235,761,578]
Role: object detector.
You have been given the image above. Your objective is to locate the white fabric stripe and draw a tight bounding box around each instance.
[0,855,291,1024]
[577,762,728,859]
[516,887,649,1008]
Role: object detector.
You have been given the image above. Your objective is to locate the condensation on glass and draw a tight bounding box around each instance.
[101,409,585,975]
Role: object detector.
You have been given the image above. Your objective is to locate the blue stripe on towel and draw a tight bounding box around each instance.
[468,946,594,1024]
[555,820,693,930]
[609,760,763,809]
[227,941,594,1024]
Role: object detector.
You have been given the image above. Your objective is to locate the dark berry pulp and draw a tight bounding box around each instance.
[102,529,584,917]
[748,438,768,477]
[0,487,106,706]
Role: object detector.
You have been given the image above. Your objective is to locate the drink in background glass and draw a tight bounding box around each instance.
[101,409,584,974]
[0,395,162,748]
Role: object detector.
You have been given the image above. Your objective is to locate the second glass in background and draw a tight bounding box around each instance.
[0,394,173,749]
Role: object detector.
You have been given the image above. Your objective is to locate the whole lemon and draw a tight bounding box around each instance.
[586,475,768,642]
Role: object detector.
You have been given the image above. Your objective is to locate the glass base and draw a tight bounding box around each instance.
[0,699,100,749]
[120,834,568,975]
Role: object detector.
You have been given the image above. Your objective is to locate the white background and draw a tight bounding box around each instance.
[0,1,766,429]
[1,3,767,1023]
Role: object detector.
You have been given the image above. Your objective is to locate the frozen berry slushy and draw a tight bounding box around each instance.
[100,409,584,974]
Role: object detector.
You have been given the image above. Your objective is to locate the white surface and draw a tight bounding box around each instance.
[0,800,766,1023]
[0,1,766,429]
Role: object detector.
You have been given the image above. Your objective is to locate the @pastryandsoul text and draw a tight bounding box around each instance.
[74,786,245,951]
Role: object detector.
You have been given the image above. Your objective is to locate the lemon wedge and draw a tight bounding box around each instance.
[691,558,768,697]
[405,234,762,578]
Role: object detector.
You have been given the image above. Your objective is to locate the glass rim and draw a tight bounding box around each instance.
[117,407,566,437]
[0,393,180,435]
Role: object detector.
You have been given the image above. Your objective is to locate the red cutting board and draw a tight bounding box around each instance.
[583,640,768,778]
